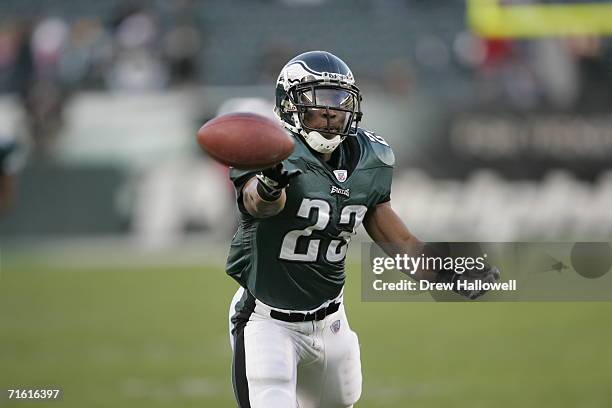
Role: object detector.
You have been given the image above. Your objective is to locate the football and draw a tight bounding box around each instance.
[196,112,294,170]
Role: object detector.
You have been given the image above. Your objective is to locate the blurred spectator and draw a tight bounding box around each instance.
[453,31,486,68]
[107,7,167,90]
[0,23,20,87]
[59,18,111,89]
[160,0,202,85]
[0,131,27,214]
[566,36,612,113]
[109,3,145,32]
[471,38,541,111]
[162,24,201,85]
[12,21,35,98]
[13,18,69,153]
[531,38,579,110]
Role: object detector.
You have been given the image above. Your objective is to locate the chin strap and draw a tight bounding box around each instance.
[302,131,344,154]
[276,111,345,154]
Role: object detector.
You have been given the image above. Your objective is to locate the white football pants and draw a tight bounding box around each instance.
[228,287,362,408]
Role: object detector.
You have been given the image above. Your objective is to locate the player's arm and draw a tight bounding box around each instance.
[363,201,437,282]
[242,163,301,218]
[364,201,500,299]
[242,176,286,218]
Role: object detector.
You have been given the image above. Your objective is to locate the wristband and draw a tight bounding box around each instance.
[424,243,458,284]
[256,177,282,201]
[435,268,457,284]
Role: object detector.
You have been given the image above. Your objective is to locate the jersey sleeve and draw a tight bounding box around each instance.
[229,167,258,215]
[377,159,392,205]
[374,166,392,206]
[377,188,391,205]
[360,128,394,207]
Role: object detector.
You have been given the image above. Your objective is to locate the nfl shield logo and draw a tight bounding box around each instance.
[330,320,341,334]
[333,170,347,183]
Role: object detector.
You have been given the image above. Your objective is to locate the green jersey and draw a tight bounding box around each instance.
[226,128,394,310]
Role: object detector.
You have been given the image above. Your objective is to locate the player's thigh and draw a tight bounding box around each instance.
[320,310,363,407]
[239,319,300,408]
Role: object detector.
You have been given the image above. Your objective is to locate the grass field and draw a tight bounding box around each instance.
[1,253,612,408]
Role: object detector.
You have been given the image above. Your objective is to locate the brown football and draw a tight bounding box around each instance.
[196,112,294,170]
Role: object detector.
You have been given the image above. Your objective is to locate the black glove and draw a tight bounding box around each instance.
[256,163,302,201]
[424,243,501,300]
[437,265,501,300]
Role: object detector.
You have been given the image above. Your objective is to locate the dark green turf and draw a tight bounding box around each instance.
[1,260,611,407]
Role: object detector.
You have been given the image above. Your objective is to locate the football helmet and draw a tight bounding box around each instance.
[274,51,363,154]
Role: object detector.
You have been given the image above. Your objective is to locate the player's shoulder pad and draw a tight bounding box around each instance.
[356,128,395,167]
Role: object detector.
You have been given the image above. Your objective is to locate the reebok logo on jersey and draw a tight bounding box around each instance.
[330,185,350,197]
[333,169,347,182]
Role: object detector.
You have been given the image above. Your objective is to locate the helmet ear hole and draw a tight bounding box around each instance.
[282,98,293,111]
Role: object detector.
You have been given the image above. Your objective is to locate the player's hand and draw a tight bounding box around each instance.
[256,163,302,201]
[259,163,302,189]
[452,265,501,300]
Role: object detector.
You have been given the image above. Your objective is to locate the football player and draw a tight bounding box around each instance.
[226,51,499,408]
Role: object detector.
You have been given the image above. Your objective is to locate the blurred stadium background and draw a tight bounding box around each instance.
[1,1,611,407]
